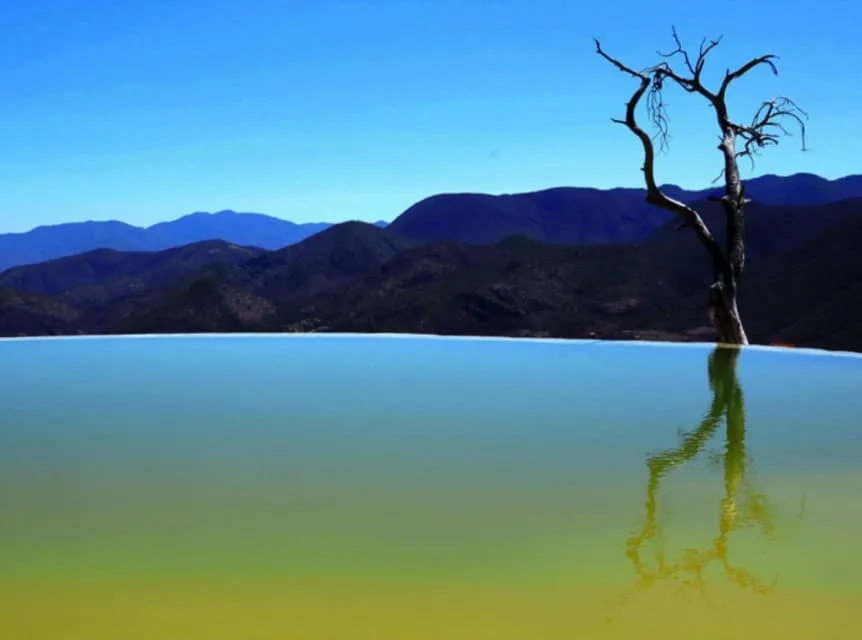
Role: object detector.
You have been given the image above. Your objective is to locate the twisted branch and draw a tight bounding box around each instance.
[593,37,726,277]
[594,28,807,185]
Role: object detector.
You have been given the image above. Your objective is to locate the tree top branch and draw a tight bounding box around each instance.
[719,55,780,99]
[593,37,647,80]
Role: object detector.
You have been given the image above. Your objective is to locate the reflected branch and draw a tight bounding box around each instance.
[610,346,805,621]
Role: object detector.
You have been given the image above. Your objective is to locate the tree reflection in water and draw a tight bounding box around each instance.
[610,345,806,619]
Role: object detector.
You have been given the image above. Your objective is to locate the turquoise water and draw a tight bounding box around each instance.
[1,335,861,639]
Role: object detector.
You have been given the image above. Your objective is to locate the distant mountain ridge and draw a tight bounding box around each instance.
[661,172,862,207]
[2,172,860,273]
[0,210,332,272]
[387,173,862,245]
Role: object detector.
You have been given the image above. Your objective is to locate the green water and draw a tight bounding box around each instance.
[1,335,860,639]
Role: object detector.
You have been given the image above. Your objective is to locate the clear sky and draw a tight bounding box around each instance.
[0,0,858,232]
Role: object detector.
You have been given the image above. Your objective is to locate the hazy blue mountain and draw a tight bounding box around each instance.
[0,210,330,272]
[142,211,330,251]
[0,220,148,272]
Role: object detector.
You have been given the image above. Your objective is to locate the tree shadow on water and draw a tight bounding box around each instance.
[607,345,807,622]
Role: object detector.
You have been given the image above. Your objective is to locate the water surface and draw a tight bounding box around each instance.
[1,335,860,639]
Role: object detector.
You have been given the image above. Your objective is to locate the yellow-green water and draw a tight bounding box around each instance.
[1,335,860,638]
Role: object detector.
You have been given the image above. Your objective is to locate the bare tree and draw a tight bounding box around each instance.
[594,29,808,345]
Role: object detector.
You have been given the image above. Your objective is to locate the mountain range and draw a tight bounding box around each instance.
[0,212,391,273]
[4,172,860,273]
[1,172,861,351]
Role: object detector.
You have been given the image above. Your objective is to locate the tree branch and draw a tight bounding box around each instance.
[719,55,779,100]
[593,38,727,272]
[654,26,721,100]
[733,96,809,162]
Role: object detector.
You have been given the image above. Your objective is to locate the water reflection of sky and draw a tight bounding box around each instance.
[0,336,860,481]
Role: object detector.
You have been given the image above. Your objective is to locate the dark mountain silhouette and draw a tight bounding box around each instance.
[386,187,670,245]
[739,213,862,350]
[641,197,862,296]
[101,276,279,335]
[288,236,672,338]
[627,210,862,350]
[195,220,418,301]
[101,221,419,334]
[0,240,266,306]
[0,286,81,337]
[387,173,862,246]
[0,210,330,272]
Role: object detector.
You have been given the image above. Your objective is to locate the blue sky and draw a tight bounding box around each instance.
[0,0,858,232]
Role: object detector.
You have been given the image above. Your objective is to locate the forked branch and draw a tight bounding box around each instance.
[593,37,726,274]
[655,26,722,97]
[596,28,808,180]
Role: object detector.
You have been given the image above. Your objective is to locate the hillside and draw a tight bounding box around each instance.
[287,236,678,338]
[100,277,279,335]
[641,197,862,296]
[190,221,419,301]
[0,286,81,337]
[740,213,862,350]
[0,240,267,306]
[102,221,419,334]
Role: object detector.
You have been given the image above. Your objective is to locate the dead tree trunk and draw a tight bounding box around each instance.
[593,29,807,345]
